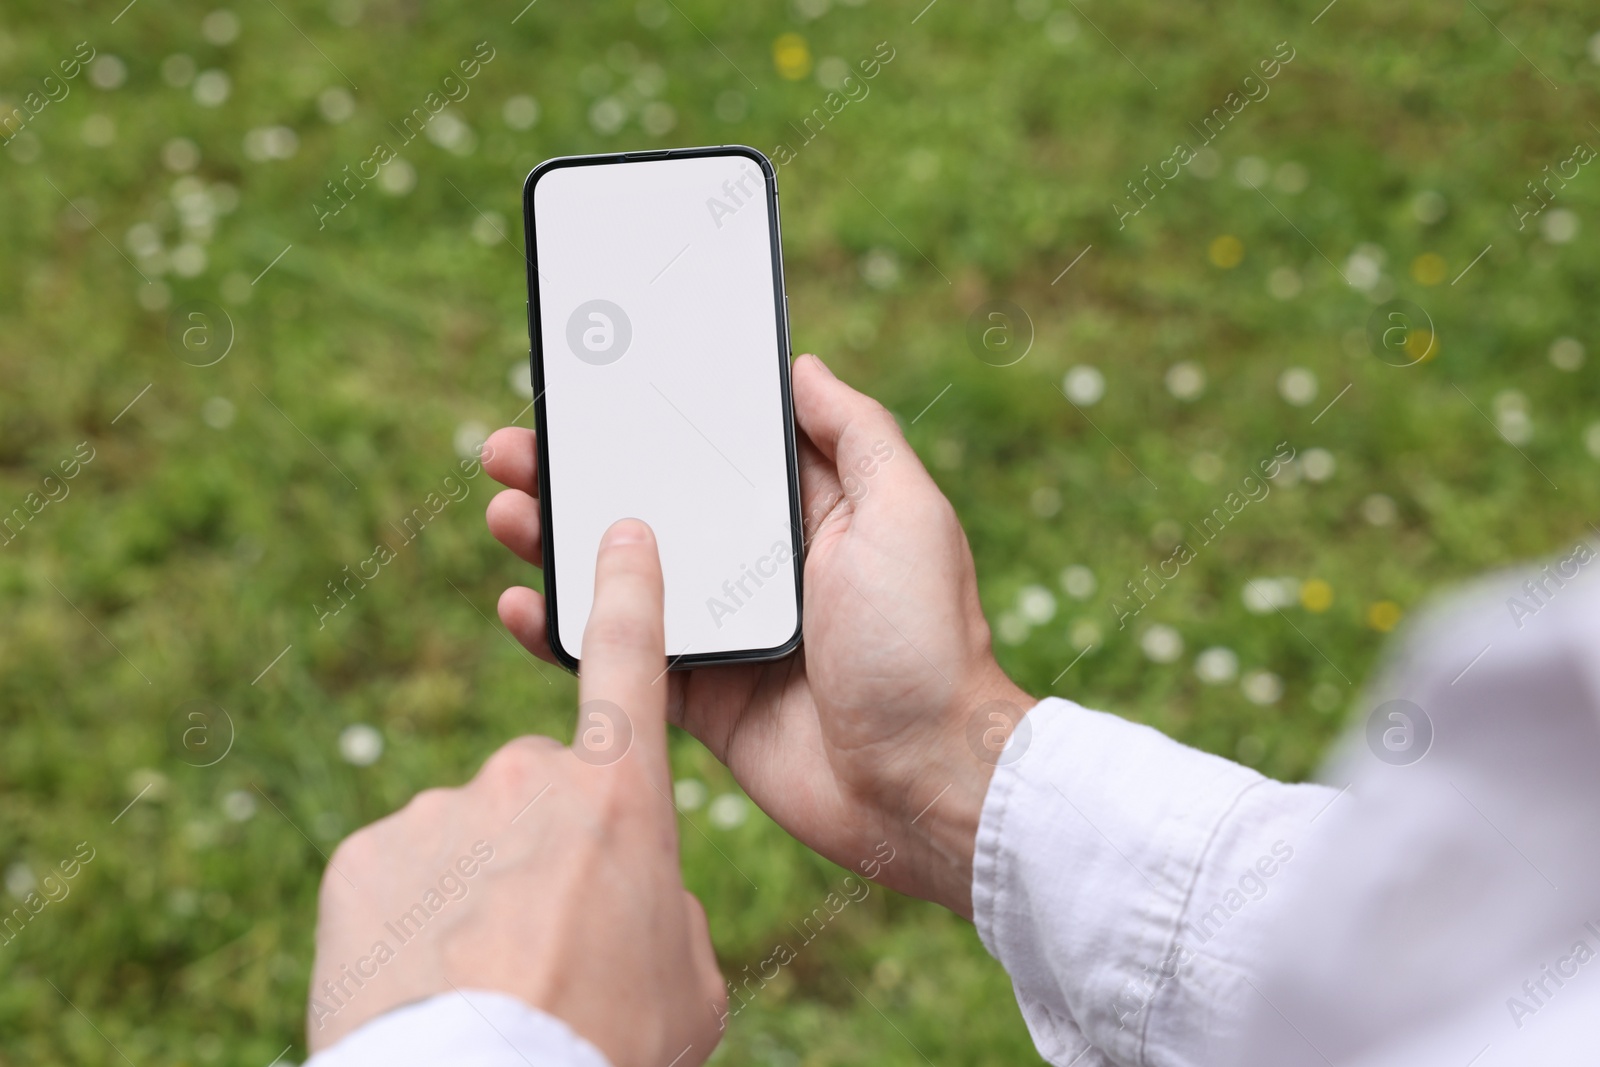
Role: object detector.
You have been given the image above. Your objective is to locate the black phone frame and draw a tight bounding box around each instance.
[520,145,805,673]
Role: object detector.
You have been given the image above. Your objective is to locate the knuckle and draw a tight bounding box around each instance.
[322,831,373,897]
[476,736,564,813]
[839,405,902,463]
[480,735,557,781]
[401,786,455,821]
[858,397,900,436]
[328,827,371,867]
[861,396,892,421]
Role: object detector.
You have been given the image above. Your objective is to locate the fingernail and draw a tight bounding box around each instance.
[602,518,649,548]
[806,354,835,379]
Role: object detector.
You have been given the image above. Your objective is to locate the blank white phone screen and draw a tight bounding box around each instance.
[531,153,799,661]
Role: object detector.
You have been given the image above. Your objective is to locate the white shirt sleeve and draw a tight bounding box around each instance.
[971,697,1335,1067]
[303,989,612,1067]
[975,549,1600,1067]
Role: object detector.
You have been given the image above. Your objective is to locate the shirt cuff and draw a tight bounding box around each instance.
[971,697,1331,1067]
[304,989,613,1067]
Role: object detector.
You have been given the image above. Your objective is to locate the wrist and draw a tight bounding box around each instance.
[875,668,1035,918]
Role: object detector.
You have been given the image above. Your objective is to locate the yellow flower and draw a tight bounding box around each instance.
[1410,252,1447,286]
[1300,578,1333,613]
[1208,235,1244,269]
[1407,325,1439,363]
[1367,600,1403,632]
[773,33,812,80]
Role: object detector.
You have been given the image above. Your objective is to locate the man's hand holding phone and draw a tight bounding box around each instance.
[485,355,1033,918]
[308,520,726,1067]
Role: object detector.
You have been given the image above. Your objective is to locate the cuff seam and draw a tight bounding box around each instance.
[1134,775,1268,1065]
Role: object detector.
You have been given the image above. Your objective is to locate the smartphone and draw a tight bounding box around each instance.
[521,146,803,671]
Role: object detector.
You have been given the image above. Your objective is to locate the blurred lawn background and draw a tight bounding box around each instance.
[2,0,1598,1062]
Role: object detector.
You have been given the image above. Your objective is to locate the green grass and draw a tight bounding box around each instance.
[1,0,1598,1063]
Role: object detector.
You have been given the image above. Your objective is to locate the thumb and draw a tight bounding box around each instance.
[791,355,922,528]
[792,354,905,476]
[575,519,671,793]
